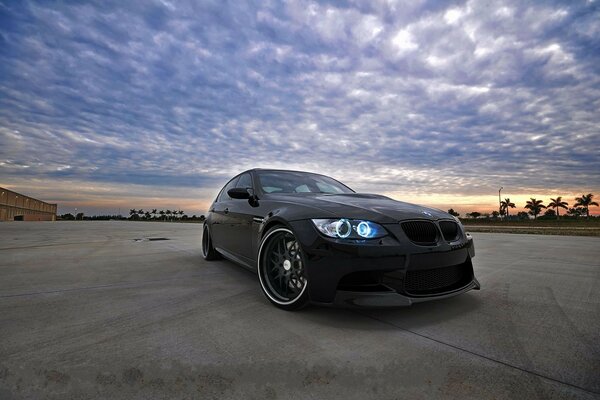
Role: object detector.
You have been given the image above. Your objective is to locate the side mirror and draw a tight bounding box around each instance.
[228,187,251,199]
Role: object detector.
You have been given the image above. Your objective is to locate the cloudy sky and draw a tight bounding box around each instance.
[1,0,599,216]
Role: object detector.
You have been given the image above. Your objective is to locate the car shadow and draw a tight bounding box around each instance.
[212,257,483,331]
[296,293,483,332]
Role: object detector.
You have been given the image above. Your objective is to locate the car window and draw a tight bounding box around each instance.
[295,184,310,193]
[315,181,346,194]
[256,171,354,194]
[236,173,253,190]
[217,176,240,202]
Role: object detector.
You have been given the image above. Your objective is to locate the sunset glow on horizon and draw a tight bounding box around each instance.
[2,178,598,218]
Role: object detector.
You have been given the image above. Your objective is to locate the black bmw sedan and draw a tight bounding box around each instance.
[202,169,480,310]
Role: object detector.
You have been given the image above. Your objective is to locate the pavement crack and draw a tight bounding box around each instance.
[351,309,600,397]
[0,274,206,299]
[0,240,120,251]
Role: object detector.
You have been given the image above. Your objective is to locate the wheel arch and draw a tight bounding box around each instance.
[259,217,291,242]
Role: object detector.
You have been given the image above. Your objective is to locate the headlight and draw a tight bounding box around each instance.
[311,219,387,239]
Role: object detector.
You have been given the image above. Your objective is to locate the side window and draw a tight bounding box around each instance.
[236,173,253,190]
[217,176,240,202]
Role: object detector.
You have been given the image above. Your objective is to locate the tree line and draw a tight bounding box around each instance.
[449,193,598,220]
[127,209,205,222]
[58,210,206,221]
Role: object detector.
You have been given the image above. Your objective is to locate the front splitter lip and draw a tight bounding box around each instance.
[318,277,481,308]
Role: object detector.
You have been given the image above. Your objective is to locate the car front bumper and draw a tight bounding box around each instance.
[288,219,480,306]
[331,276,480,308]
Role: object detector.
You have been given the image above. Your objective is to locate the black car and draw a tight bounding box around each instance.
[202,169,480,310]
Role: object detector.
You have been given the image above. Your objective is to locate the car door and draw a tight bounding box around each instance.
[226,172,257,263]
[210,176,239,252]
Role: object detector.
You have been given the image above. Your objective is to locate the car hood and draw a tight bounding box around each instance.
[267,193,451,223]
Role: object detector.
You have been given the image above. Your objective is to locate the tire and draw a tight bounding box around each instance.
[257,227,310,310]
[202,224,221,260]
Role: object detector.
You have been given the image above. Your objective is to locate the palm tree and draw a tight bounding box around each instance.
[178,210,184,219]
[129,209,136,217]
[547,197,568,219]
[567,207,584,217]
[574,193,599,218]
[137,209,144,218]
[166,209,172,221]
[144,211,151,220]
[500,198,516,219]
[159,210,165,221]
[524,198,546,220]
[151,209,157,220]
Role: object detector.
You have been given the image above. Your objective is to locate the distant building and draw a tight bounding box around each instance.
[0,187,57,221]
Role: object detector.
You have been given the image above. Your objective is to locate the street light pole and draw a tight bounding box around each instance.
[498,187,503,220]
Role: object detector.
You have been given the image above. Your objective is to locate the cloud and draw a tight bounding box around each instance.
[1,0,599,214]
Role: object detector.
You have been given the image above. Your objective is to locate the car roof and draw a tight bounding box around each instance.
[243,168,328,176]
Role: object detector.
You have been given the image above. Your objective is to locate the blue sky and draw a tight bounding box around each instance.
[1,0,599,215]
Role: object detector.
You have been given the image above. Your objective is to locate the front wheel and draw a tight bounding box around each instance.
[257,227,310,310]
[202,224,221,260]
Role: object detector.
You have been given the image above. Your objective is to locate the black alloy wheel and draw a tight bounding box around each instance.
[258,227,309,310]
[202,224,221,260]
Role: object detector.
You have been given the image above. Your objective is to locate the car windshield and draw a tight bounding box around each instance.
[256,171,354,194]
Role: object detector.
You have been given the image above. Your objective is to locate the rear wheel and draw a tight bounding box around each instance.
[258,227,309,310]
[202,224,221,260]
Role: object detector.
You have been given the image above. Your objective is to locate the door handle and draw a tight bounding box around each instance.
[224,208,229,214]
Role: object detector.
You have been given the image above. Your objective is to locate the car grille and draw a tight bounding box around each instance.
[439,221,459,241]
[404,263,470,295]
[401,221,438,245]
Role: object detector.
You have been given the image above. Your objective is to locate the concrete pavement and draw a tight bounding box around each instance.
[0,221,599,399]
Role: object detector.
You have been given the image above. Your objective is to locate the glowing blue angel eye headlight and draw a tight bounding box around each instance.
[311,219,387,239]
[335,219,352,238]
[356,221,371,237]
